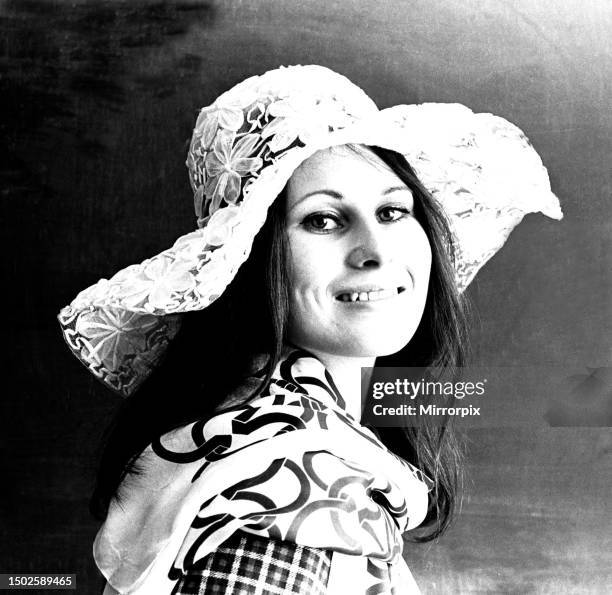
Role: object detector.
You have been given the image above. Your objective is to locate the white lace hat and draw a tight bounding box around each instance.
[58,64,562,396]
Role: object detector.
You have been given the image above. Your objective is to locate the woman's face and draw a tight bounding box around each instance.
[285,145,432,359]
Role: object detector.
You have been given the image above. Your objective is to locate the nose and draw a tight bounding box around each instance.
[345,224,385,269]
[346,246,380,269]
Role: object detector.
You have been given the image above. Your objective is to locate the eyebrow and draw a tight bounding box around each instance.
[383,186,412,196]
[292,186,412,208]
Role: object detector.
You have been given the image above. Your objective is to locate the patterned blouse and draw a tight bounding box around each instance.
[95,349,429,594]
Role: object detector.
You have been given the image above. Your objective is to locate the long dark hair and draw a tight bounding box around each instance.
[367,146,470,541]
[91,145,470,543]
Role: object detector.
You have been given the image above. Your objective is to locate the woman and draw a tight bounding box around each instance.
[58,65,562,594]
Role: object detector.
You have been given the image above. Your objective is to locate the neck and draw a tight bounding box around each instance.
[301,349,375,420]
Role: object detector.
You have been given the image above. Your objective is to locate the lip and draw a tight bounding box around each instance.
[334,285,407,303]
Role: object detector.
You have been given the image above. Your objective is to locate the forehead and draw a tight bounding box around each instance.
[287,145,402,196]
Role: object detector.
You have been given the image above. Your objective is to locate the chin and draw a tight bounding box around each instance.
[301,327,419,359]
[346,321,420,356]
[340,336,413,358]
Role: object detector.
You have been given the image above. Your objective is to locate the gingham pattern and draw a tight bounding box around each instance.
[173,531,331,595]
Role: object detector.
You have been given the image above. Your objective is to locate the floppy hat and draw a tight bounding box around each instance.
[57,64,563,397]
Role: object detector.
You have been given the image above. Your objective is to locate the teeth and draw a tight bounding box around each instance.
[338,288,400,302]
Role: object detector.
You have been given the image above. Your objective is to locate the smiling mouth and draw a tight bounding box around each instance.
[335,287,406,303]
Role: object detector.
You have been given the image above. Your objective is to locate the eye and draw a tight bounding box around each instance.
[302,212,342,233]
[377,205,412,223]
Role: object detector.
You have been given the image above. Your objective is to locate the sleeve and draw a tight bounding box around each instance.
[173,530,331,595]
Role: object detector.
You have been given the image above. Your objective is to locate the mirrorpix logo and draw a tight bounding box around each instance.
[369,374,487,418]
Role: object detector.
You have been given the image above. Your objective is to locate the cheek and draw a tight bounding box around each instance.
[416,231,433,282]
[285,236,344,347]
[393,221,432,283]
[286,235,338,305]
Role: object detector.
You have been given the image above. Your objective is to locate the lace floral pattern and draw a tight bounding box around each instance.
[57,65,563,396]
[187,69,367,227]
[60,306,182,395]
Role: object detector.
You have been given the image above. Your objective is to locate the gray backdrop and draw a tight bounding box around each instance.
[2,1,611,593]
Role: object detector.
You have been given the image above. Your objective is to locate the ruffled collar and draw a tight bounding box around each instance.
[218,346,354,418]
[272,347,351,412]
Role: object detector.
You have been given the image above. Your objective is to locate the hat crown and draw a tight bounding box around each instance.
[220,65,378,113]
[187,65,379,225]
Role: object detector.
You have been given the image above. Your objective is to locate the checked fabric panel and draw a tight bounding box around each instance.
[173,531,331,594]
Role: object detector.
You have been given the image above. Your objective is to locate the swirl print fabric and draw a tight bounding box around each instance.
[95,349,430,594]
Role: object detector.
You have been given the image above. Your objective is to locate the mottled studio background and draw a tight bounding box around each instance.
[2,0,611,593]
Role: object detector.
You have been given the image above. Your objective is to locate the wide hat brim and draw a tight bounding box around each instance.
[58,66,562,396]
